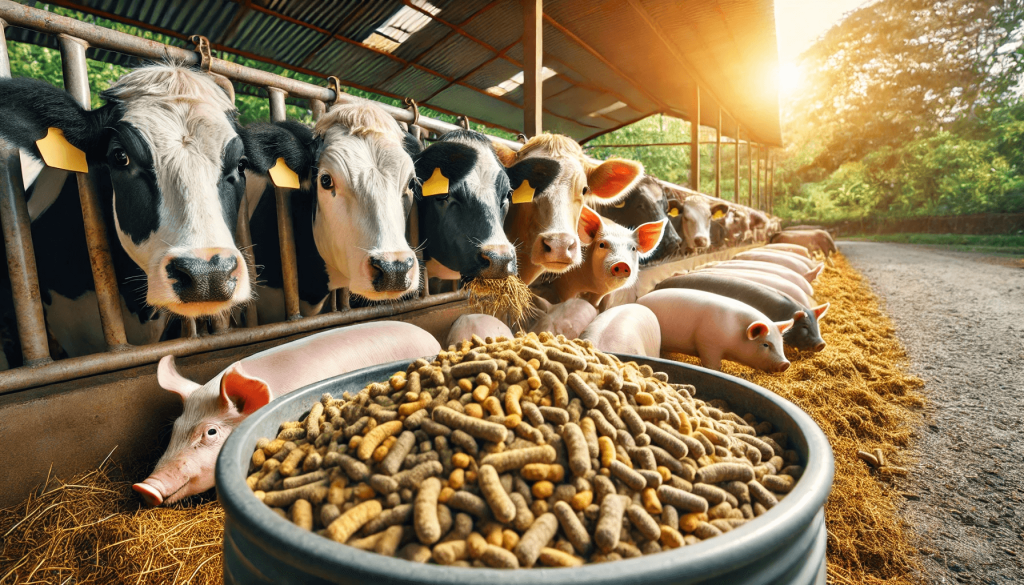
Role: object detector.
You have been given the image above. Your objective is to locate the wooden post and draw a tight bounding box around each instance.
[522,0,543,138]
[761,147,768,211]
[714,106,721,198]
[690,84,700,193]
[754,145,761,210]
[768,152,775,214]
[747,141,753,207]
[734,123,740,203]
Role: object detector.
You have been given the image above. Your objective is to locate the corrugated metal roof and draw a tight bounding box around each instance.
[19,0,781,144]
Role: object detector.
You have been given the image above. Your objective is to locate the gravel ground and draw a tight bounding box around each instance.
[841,241,1024,585]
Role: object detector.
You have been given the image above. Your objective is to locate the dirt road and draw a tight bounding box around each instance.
[841,241,1024,584]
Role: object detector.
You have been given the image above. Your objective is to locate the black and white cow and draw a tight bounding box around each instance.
[241,102,419,323]
[0,65,251,362]
[411,129,517,282]
[591,175,682,264]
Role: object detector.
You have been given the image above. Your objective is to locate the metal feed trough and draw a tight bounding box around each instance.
[0,1,777,506]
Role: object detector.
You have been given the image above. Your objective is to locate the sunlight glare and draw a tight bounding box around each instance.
[778,62,802,95]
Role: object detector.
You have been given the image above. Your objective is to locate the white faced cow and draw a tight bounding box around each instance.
[0,65,250,362]
[241,103,419,323]
[663,186,729,255]
[493,135,643,285]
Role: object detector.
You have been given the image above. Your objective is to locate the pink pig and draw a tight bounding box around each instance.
[133,321,441,506]
[445,314,513,348]
[700,268,814,308]
[707,260,818,296]
[529,297,600,340]
[581,304,661,357]
[638,289,793,372]
[733,250,821,281]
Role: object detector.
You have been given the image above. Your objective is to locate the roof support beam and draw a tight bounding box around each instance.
[734,121,741,203]
[690,85,700,194]
[714,106,721,198]
[522,0,543,138]
[747,140,753,207]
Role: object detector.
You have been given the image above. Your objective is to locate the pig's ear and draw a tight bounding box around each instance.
[577,205,604,245]
[804,264,823,281]
[585,159,643,201]
[813,302,830,321]
[157,355,201,402]
[635,219,667,258]
[532,294,554,314]
[219,362,271,416]
[792,310,807,323]
[774,319,795,334]
[746,321,770,340]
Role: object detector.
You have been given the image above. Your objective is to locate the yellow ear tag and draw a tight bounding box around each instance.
[421,167,449,197]
[269,157,300,189]
[712,209,726,220]
[512,180,535,204]
[35,128,88,173]
[668,207,679,217]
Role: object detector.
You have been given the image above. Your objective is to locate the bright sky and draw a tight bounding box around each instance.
[774,0,872,96]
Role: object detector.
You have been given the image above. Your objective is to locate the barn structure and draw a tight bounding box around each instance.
[0,0,782,505]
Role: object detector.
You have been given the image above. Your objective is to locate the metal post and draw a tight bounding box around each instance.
[522,0,543,138]
[269,90,301,321]
[690,84,700,193]
[235,191,259,327]
[714,107,721,198]
[310,98,326,121]
[0,140,51,366]
[0,20,9,79]
[734,123,740,203]
[58,35,129,351]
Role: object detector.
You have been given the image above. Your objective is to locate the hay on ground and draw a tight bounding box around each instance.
[465,275,536,325]
[0,460,223,584]
[667,252,925,585]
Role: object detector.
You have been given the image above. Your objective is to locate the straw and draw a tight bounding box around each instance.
[465,275,536,326]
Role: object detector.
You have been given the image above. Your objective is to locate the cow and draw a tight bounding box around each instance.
[494,135,643,285]
[411,130,519,283]
[241,103,420,323]
[771,229,837,257]
[0,65,251,361]
[590,175,681,263]
[723,206,752,244]
[666,192,729,255]
[748,209,769,241]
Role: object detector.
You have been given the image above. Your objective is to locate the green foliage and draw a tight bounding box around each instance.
[776,0,1024,225]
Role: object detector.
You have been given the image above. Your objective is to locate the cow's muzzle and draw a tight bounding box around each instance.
[370,255,416,292]
[165,250,238,303]
[475,245,517,279]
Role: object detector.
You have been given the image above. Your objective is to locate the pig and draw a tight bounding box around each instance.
[581,304,661,357]
[551,206,666,304]
[592,176,682,263]
[446,314,513,348]
[764,243,812,258]
[708,260,816,297]
[733,250,822,282]
[654,272,829,352]
[699,268,814,308]
[772,229,837,257]
[529,297,599,340]
[133,321,441,506]
[638,289,793,372]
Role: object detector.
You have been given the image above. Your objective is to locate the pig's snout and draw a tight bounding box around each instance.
[133,481,164,507]
[610,262,631,278]
[814,341,826,352]
[774,361,791,373]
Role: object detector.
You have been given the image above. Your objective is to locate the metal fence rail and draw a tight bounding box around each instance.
[0,0,770,395]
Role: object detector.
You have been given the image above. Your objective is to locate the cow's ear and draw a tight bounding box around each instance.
[157,355,201,403]
[492,142,518,167]
[746,321,770,340]
[507,158,560,200]
[585,158,643,201]
[666,199,683,217]
[413,142,478,199]
[241,121,314,180]
[219,362,271,416]
[577,205,604,245]
[634,219,666,258]
[402,131,423,157]
[710,202,730,219]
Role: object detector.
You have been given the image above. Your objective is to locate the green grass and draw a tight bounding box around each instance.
[845,233,1024,255]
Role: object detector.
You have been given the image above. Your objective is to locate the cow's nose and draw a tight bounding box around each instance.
[165,251,238,303]
[538,234,578,267]
[610,262,631,278]
[814,342,826,352]
[369,255,416,292]
[694,236,709,248]
[478,247,517,279]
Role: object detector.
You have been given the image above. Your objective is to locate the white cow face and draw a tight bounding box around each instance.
[311,104,419,300]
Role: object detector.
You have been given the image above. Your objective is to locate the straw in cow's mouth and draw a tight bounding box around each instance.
[464,275,535,325]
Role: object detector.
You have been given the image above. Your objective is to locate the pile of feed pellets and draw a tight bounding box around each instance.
[245,332,803,568]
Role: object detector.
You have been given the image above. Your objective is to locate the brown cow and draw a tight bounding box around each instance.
[495,135,643,284]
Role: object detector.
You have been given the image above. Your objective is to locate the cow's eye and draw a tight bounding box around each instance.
[111,148,129,167]
[320,173,334,190]
[236,158,248,174]
[582,186,590,195]
[763,343,769,348]
[598,242,606,249]
[506,189,514,201]
[206,427,217,436]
